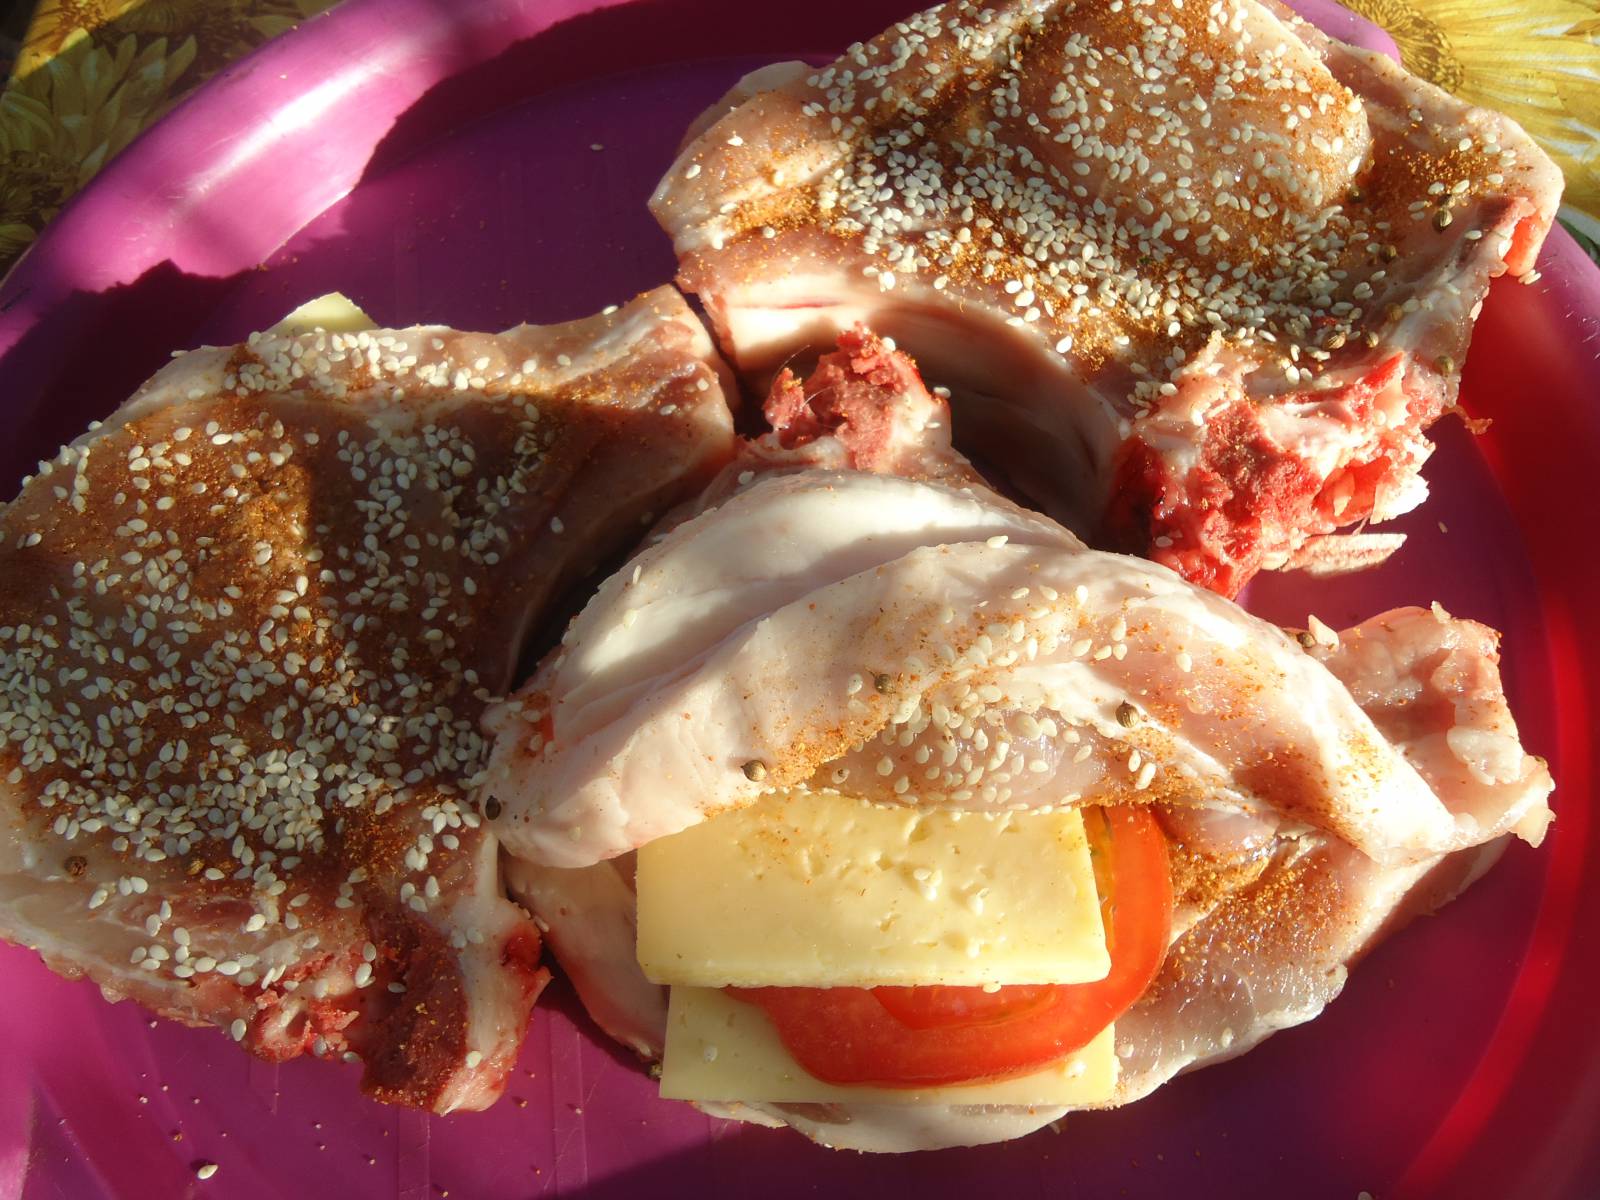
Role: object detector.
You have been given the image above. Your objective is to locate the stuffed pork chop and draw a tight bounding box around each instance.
[0,288,735,1112]
[486,330,1552,1150]
[651,0,1564,596]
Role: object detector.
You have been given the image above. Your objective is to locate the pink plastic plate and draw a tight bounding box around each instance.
[1,1,1597,1196]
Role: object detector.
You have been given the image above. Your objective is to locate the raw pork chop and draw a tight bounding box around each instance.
[0,287,735,1112]
[487,331,1551,1149]
[651,0,1563,595]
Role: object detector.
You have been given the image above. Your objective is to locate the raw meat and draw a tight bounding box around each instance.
[488,330,1551,1148]
[651,0,1563,594]
[0,287,736,1111]
[482,471,1548,873]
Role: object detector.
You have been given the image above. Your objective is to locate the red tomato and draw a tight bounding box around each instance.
[868,983,1058,1029]
[733,805,1173,1087]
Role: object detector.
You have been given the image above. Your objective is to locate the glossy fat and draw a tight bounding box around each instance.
[485,469,1486,871]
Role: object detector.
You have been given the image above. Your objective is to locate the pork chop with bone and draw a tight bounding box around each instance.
[0,288,736,1112]
[651,0,1564,595]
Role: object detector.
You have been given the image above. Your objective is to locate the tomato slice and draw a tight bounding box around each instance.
[869,983,1058,1029]
[733,805,1173,1087]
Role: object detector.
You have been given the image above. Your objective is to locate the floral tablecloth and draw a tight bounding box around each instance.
[1,0,1596,276]
[0,0,336,268]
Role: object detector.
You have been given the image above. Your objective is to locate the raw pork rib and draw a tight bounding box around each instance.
[651,0,1563,595]
[486,332,1551,1150]
[0,287,735,1112]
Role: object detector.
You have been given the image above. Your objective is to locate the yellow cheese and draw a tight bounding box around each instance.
[660,985,1118,1106]
[636,793,1109,988]
[269,292,376,336]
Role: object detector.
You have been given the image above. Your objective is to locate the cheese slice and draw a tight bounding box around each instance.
[636,792,1109,988]
[269,292,376,336]
[660,986,1118,1106]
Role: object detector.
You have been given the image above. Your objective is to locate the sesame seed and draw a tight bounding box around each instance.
[0,299,685,1071]
[1307,614,1340,649]
[661,0,1528,512]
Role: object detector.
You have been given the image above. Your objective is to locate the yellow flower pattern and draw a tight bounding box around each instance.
[0,0,1596,275]
[16,0,147,79]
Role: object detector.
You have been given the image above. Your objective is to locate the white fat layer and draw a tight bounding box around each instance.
[487,472,1455,869]
[553,471,1076,730]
